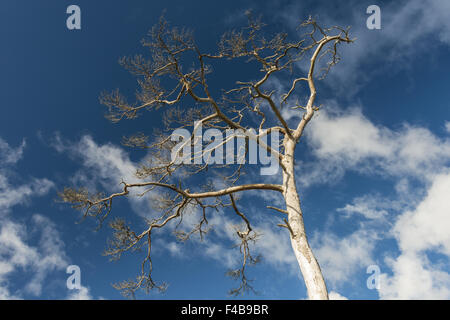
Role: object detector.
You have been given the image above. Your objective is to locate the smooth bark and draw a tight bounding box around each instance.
[282,139,328,300]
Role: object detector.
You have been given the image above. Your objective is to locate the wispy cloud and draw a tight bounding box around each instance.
[0,214,68,299]
[0,138,26,165]
[329,291,348,300]
[311,229,377,287]
[51,134,164,219]
[297,105,450,187]
[378,172,450,299]
[66,285,94,300]
[0,136,67,299]
[274,0,450,95]
[299,103,450,298]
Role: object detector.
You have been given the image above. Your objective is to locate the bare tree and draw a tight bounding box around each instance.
[60,13,353,300]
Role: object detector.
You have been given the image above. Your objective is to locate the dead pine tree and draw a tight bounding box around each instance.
[60,13,353,300]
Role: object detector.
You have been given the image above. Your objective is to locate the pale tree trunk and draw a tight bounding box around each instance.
[282,139,328,300]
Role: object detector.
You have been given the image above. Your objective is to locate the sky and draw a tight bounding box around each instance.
[0,0,450,300]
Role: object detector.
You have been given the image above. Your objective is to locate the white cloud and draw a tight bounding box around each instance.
[307,108,393,162]
[298,106,450,186]
[162,207,298,274]
[0,137,54,214]
[378,172,450,299]
[445,121,450,133]
[0,215,68,298]
[0,176,54,214]
[349,0,450,91]
[393,172,450,255]
[337,194,389,220]
[382,0,450,47]
[0,138,26,165]
[48,91,450,300]
[203,212,298,271]
[311,229,377,286]
[335,188,418,222]
[275,0,450,95]
[253,222,297,271]
[320,155,450,299]
[0,285,20,300]
[300,104,450,298]
[53,116,450,299]
[26,215,69,296]
[379,252,450,299]
[0,136,70,299]
[54,135,297,277]
[329,291,348,300]
[67,285,93,300]
[52,134,164,218]
[64,135,139,188]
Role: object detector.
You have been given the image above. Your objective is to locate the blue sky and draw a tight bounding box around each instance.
[1,0,450,300]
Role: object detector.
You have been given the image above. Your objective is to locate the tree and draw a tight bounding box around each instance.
[60,13,353,300]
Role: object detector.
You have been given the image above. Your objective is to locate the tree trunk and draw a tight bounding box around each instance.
[282,139,329,300]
